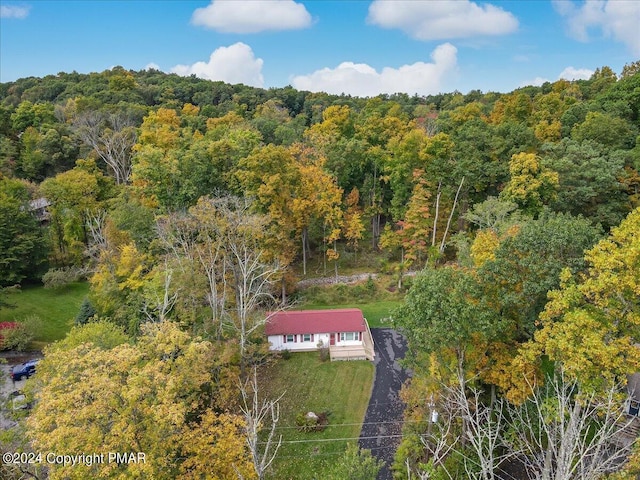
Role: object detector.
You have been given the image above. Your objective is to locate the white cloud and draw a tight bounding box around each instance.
[144,62,161,71]
[0,5,30,19]
[367,0,518,40]
[519,65,595,89]
[171,43,264,87]
[292,43,457,97]
[191,0,311,33]
[558,66,594,80]
[553,0,640,55]
[519,77,550,88]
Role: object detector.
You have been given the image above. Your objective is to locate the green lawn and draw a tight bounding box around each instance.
[297,300,403,328]
[0,282,89,346]
[260,352,375,480]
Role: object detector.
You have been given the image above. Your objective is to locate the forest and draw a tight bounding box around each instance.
[0,61,639,479]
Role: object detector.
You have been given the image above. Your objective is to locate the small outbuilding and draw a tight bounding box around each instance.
[28,197,51,222]
[265,308,375,361]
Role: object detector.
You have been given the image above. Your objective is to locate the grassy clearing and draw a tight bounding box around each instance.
[293,276,405,327]
[291,249,383,278]
[260,352,374,480]
[297,301,402,328]
[0,282,89,346]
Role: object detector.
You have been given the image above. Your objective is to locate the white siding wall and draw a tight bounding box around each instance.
[335,332,364,347]
[268,333,327,351]
[268,332,361,351]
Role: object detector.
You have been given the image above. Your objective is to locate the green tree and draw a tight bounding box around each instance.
[251,99,293,145]
[447,118,508,205]
[385,128,438,221]
[517,207,640,394]
[0,176,47,286]
[478,211,602,341]
[395,266,501,383]
[541,138,629,227]
[320,444,383,480]
[571,111,637,150]
[10,100,55,132]
[52,321,129,351]
[18,126,47,180]
[75,297,96,325]
[41,161,113,264]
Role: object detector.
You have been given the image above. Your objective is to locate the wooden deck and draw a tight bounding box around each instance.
[329,325,375,361]
[610,415,640,449]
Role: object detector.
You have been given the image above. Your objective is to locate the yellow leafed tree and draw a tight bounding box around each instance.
[511,207,640,398]
[27,322,252,479]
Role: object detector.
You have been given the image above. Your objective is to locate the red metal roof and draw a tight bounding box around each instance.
[265,309,366,336]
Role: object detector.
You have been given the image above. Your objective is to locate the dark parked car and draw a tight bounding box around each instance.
[10,360,39,381]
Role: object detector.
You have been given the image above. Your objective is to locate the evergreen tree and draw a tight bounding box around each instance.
[75,297,96,325]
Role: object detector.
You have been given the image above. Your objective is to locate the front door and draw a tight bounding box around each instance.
[330,333,335,346]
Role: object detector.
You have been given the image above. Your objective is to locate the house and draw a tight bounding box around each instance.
[611,372,640,448]
[28,197,51,222]
[266,308,375,361]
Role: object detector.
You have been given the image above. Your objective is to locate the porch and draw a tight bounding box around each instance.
[329,326,375,361]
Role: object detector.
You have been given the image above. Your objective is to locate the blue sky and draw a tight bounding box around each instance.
[1,1,639,97]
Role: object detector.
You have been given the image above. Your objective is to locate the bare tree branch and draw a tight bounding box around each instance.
[439,176,464,253]
[505,373,637,480]
[73,111,137,185]
[142,264,179,323]
[240,367,284,480]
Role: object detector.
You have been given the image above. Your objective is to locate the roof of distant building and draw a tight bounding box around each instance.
[28,197,51,210]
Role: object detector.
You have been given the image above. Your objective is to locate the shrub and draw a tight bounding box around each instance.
[1,315,42,351]
[295,410,330,432]
[42,267,83,289]
[297,278,395,306]
[318,340,330,362]
[0,322,18,349]
[322,443,384,480]
[281,349,291,360]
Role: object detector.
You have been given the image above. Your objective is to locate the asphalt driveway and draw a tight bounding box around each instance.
[359,328,410,480]
[1,352,42,429]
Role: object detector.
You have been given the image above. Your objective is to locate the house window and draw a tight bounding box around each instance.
[303,334,312,342]
[340,332,356,341]
[285,334,295,343]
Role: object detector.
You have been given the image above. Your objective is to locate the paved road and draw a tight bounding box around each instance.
[359,328,410,480]
[1,353,42,429]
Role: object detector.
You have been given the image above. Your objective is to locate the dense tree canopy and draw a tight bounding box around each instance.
[27,321,252,480]
[0,176,47,286]
[1,64,640,480]
[518,207,640,393]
